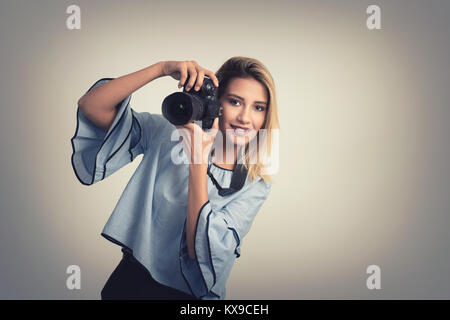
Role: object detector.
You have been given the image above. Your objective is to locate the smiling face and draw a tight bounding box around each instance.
[218,77,268,156]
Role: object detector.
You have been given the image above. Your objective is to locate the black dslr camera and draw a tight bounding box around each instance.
[162,75,222,130]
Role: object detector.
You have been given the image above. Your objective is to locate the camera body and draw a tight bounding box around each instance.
[162,75,222,130]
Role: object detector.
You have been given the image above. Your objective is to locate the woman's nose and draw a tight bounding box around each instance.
[237,107,251,124]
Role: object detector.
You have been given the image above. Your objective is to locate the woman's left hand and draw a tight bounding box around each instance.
[176,118,219,165]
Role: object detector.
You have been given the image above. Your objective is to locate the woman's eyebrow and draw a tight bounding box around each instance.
[226,93,267,105]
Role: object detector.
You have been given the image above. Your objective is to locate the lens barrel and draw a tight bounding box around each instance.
[161,92,205,125]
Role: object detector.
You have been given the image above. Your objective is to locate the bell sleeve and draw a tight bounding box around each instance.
[179,178,271,298]
[71,78,152,186]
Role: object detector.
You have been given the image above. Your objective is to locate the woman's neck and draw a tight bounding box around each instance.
[211,139,239,171]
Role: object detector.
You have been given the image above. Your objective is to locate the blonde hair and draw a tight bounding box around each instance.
[215,56,280,184]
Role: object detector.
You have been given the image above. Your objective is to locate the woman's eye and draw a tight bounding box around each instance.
[229,99,265,111]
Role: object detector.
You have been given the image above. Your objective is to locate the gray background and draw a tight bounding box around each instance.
[1,0,449,299]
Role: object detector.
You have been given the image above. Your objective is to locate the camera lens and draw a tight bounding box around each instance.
[162,92,205,125]
[176,103,185,112]
[162,93,192,125]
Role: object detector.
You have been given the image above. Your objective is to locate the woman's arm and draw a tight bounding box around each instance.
[186,163,209,259]
[180,119,219,260]
[178,119,219,260]
[77,62,165,132]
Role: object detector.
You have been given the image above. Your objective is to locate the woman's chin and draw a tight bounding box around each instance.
[225,132,249,147]
[227,133,254,147]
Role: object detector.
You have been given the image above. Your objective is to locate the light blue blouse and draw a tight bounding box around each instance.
[70,78,271,300]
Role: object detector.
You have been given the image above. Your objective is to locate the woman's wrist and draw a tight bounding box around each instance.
[189,162,208,173]
[156,61,166,77]
[143,61,165,81]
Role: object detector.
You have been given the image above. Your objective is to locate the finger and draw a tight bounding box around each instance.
[212,117,219,130]
[195,69,205,91]
[178,63,188,88]
[204,70,219,87]
[185,63,197,91]
[210,118,219,136]
[205,118,219,136]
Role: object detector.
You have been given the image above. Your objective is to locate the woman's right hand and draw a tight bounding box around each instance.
[160,60,219,92]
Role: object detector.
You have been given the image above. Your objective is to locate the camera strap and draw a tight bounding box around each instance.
[207,145,248,197]
[207,162,248,197]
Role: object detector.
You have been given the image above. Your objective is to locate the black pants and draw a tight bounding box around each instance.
[101,248,197,300]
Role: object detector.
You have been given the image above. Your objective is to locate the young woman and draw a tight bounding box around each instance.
[71,57,279,300]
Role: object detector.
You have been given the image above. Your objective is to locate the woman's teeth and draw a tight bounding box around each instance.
[231,126,250,136]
